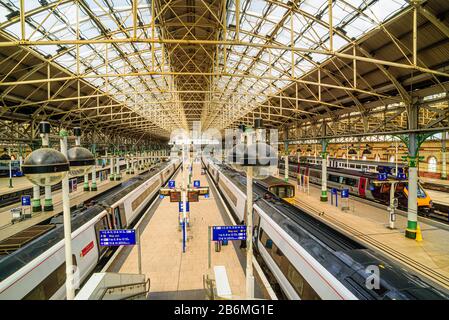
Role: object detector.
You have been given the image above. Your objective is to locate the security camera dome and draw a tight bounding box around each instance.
[22,148,69,186]
[67,146,95,176]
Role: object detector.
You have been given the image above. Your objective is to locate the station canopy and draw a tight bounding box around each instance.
[0,0,448,141]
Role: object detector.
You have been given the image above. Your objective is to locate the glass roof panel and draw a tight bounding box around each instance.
[0,0,410,131]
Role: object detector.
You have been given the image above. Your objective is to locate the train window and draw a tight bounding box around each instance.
[395,183,405,192]
[310,170,321,178]
[380,184,391,194]
[265,239,273,250]
[428,157,437,173]
[95,216,109,256]
[260,229,321,300]
[329,174,339,183]
[345,178,358,187]
[287,265,304,296]
[274,187,288,199]
[113,207,122,229]
[417,185,427,198]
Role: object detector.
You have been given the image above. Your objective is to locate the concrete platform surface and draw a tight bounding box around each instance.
[117,162,247,300]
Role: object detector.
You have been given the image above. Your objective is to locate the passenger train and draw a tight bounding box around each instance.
[279,157,433,215]
[255,177,295,203]
[0,159,180,300]
[203,156,448,300]
[293,155,407,176]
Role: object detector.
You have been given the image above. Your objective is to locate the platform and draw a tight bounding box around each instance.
[0,164,113,196]
[106,161,248,300]
[420,176,449,187]
[426,189,449,206]
[281,176,449,290]
[0,166,144,242]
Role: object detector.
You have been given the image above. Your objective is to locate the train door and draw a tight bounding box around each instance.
[110,205,126,229]
[358,177,367,197]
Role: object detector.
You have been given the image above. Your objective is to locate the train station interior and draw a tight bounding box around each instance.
[0,0,449,303]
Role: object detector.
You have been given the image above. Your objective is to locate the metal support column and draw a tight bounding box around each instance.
[321,139,328,202]
[83,174,90,191]
[442,133,447,180]
[32,185,42,212]
[406,104,419,239]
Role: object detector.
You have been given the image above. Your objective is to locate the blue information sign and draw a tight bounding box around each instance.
[212,225,247,241]
[397,173,407,180]
[178,201,190,212]
[168,180,175,189]
[21,195,31,206]
[99,229,136,246]
[193,180,200,188]
[377,173,387,181]
[341,189,349,198]
[331,188,337,195]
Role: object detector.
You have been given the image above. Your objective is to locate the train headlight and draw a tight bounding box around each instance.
[67,146,95,176]
[22,148,69,186]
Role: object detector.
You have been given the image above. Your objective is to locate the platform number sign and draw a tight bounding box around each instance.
[193,180,200,188]
[178,201,190,212]
[21,195,31,206]
[168,180,175,189]
[99,229,136,246]
[377,173,387,181]
[341,189,349,198]
[397,173,407,180]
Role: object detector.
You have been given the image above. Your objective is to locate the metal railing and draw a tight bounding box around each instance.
[99,278,150,300]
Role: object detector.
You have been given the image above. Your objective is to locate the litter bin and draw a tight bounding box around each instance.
[215,241,221,252]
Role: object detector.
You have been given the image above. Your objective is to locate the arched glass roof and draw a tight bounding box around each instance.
[0,0,429,138]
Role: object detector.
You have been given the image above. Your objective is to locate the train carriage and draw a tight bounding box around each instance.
[0,159,180,300]
[279,161,433,214]
[202,156,447,300]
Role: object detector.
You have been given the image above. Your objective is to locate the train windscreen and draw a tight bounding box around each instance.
[270,186,294,198]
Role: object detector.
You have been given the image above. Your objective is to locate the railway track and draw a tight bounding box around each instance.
[291,198,449,290]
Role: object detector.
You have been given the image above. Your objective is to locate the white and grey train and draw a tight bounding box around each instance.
[203,156,449,300]
[0,159,180,300]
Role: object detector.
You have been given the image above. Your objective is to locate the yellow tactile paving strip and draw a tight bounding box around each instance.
[118,161,246,299]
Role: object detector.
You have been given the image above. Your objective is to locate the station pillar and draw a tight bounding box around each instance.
[406,133,419,239]
[44,185,53,211]
[404,104,420,239]
[32,185,42,212]
[91,163,97,191]
[125,155,130,174]
[320,139,329,202]
[115,152,122,180]
[130,155,135,174]
[110,155,115,181]
[83,174,90,191]
[442,134,447,180]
